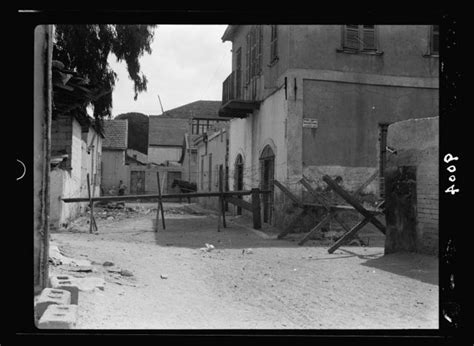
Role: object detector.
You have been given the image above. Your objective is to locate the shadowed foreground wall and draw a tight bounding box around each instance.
[384,117,439,256]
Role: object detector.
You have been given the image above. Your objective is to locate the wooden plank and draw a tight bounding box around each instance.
[251,188,262,230]
[322,175,386,234]
[298,212,333,246]
[355,169,380,195]
[327,217,371,254]
[273,180,303,207]
[159,171,166,230]
[300,175,333,207]
[62,190,272,203]
[277,208,307,239]
[225,196,253,212]
[300,177,352,233]
[86,173,97,233]
[219,166,226,229]
[155,171,166,231]
[300,177,330,210]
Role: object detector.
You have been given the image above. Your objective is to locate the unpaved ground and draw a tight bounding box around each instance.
[50,202,438,329]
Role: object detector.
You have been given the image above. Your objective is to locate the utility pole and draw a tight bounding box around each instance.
[157,94,165,116]
[34,24,53,293]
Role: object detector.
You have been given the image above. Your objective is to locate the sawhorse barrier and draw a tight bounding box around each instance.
[274,175,385,253]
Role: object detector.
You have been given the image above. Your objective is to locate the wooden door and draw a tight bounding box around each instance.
[260,146,275,224]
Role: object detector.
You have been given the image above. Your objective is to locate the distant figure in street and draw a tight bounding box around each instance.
[118,180,127,196]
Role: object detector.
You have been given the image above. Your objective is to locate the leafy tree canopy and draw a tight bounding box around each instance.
[53,24,157,119]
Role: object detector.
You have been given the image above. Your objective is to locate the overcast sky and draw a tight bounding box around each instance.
[109,25,232,118]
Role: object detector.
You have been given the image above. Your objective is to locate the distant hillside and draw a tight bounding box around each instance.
[115,112,149,154]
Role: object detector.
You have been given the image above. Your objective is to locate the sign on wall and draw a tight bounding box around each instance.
[303,118,318,129]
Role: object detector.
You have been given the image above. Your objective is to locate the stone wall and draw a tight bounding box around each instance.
[384,116,439,256]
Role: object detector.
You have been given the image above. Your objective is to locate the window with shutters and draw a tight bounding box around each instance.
[342,25,378,52]
[270,25,278,63]
[250,27,257,78]
[244,26,263,99]
[246,26,263,80]
[430,25,439,55]
[236,48,242,99]
[245,33,250,85]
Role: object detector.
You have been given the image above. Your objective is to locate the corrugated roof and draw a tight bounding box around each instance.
[148,117,188,146]
[103,120,128,149]
[150,100,228,120]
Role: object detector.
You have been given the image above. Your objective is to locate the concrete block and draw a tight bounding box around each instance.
[49,275,79,305]
[35,288,71,321]
[37,304,78,329]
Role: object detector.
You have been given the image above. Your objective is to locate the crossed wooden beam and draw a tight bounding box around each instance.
[274,174,386,253]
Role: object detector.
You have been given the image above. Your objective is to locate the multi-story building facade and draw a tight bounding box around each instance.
[219,25,439,225]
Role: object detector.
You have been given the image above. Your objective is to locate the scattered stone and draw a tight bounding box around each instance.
[106,267,122,273]
[75,277,106,291]
[103,261,114,267]
[107,216,114,220]
[160,274,168,280]
[65,265,93,273]
[200,243,215,252]
[120,269,133,277]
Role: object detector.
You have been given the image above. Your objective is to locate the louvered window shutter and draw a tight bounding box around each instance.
[362,25,376,51]
[344,24,360,50]
[270,25,278,61]
[431,25,439,54]
[245,33,250,84]
[251,27,257,77]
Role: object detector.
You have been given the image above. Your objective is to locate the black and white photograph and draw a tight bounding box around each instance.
[18,10,464,339]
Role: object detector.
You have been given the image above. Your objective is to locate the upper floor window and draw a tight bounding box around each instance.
[430,25,439,55]
[245,25,263,84]
[343,24,377,52]
[270,25,278,63]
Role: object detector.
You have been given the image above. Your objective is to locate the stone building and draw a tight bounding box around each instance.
[219,25,439,227]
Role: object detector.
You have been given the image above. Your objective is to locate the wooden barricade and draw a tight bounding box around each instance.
[273,176,385,253]
[63,187,269,233]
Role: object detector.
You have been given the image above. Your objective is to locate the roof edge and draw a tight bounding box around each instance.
[222,25,239,42]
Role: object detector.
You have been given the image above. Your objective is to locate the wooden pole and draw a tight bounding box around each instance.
[277,208,307,239]
[298,212,333,246]
[155,171,166,231]
[62,190,271,203]
[219,166,226,228]
[251,188,262,230]
[300,177,351,234]
[327,217,371,254]
[86,173,97,233]
[322,175,386,234]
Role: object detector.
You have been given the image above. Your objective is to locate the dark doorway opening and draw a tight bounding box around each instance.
[260,145,275,224]
[234,154,244,215]
[130,171,145,195]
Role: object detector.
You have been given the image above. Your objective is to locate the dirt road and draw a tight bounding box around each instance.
[49,202,438,329]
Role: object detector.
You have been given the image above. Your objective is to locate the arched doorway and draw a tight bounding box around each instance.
[260,145,275,224]
[234,154,244,215]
